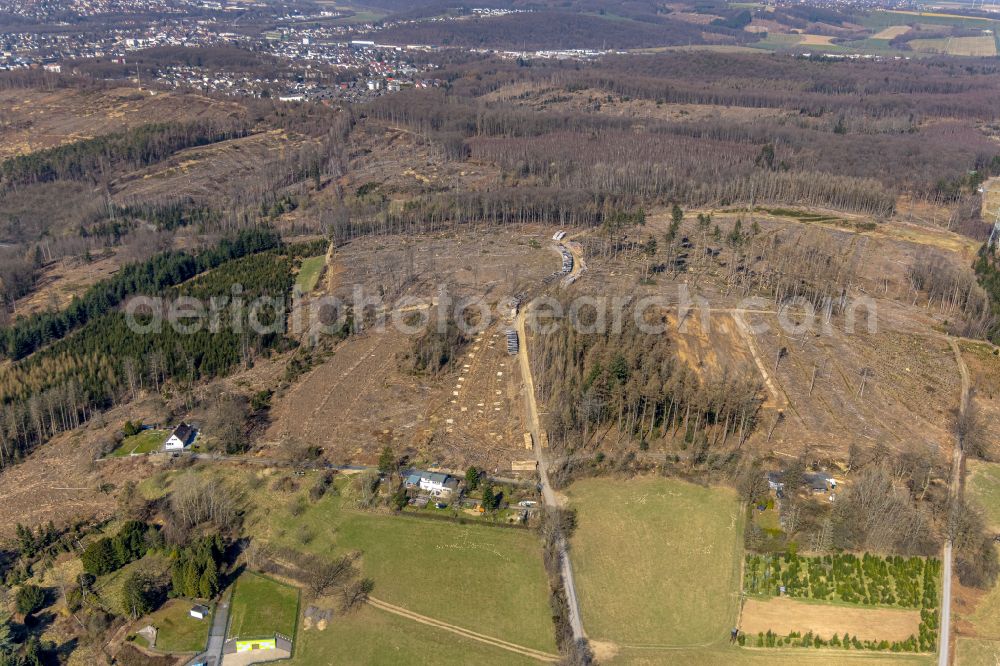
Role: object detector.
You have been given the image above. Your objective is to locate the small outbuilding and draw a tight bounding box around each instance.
[189,604,210,620]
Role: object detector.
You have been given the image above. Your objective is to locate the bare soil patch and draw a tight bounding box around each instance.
[741,597,921,642]
[12,252,122,317]
[0,87,243,160]
[109,130,307,205]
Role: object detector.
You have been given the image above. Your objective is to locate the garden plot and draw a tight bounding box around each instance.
[741,597,920,643]
[109,429,168,457]
[138,599,212,653]
[742,552,940,652]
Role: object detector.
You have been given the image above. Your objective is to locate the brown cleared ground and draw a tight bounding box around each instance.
[0,87,244,160]
[12,252,122,317]
[479,83,790,124]
[109,129,310,205]
[740,597,921,642]
[264,228,557,470]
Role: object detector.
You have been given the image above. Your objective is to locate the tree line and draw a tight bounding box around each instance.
[0,119,250,188]
[0,227,282,360]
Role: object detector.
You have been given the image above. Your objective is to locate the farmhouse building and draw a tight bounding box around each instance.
[165,423,196,450]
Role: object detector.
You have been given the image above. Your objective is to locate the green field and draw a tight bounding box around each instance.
[909,35,997,56]
[566,476,744,648]
[295,255,325,292]
[957,637,1000,666]
[110,429,168,456]
[227,572,299,640]
[968,461,1000,531]
[862,9,999,29]
[246,470,555,652]
[142,599,212,653]
[290,604,538,666]
[962,462,1000,645]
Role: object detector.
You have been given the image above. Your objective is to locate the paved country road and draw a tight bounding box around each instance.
[939,339,971,666]
[517,301,585,644]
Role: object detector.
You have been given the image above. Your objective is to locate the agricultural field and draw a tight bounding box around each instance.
[609,646,933,665]
[109,429,168,457]
[740,597,920,643]
[138,599,211,653]
[227,572,300,640]
[566,477,744,649]
[872,25,911,39]
[909,36,997,56]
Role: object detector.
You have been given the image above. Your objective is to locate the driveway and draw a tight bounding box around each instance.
[186,588,231,666]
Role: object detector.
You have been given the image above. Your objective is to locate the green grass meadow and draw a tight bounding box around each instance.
[567,476,744,647]
[95,553,171,617]
[295,255,325,292]
[961,462,1000,651]
[956,637,1000,666]
[110,429,168,456]
[290,604,539,666]
[227,572,299,640]
[968,460,1000,531]
[245,470,555,652]
[143,599,212,653]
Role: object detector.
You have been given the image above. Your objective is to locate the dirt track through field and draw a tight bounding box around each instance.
[367,597,559,662]
[740,597,921,642]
